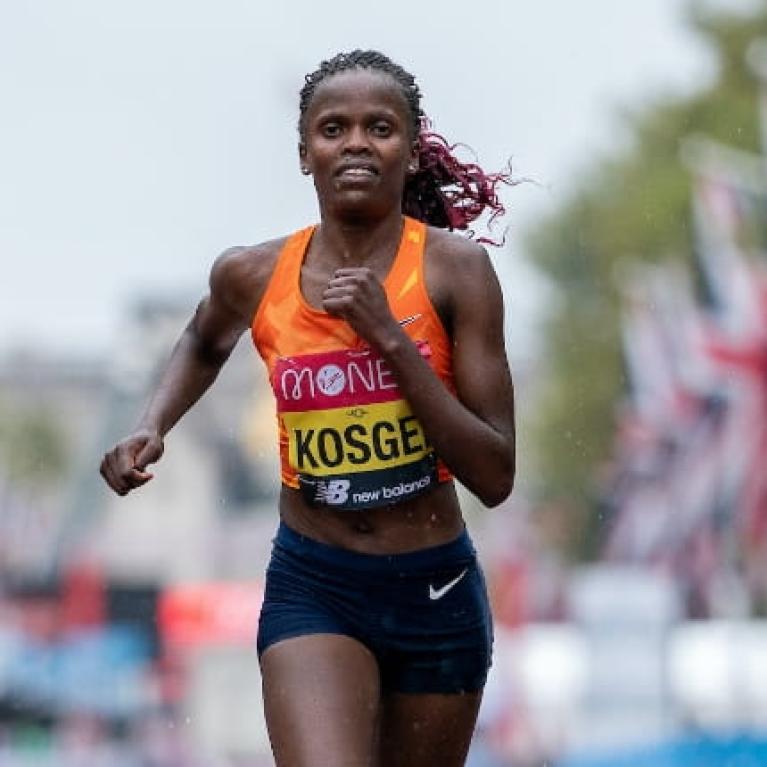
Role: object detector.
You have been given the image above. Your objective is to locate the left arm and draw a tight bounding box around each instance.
[323,242,515,507]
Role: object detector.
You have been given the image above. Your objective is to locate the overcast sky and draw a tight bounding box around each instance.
[1,0,738,361]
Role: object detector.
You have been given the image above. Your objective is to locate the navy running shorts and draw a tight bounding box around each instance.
[257,522,493,694]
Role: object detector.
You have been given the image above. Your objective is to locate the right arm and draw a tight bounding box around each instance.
[100,244,276,495]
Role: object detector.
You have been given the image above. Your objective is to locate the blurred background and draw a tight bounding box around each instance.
[2,0,767,764]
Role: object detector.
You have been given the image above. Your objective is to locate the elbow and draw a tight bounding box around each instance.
[187,324,234,369]
[479,477,514,508]
[478,454,515,508]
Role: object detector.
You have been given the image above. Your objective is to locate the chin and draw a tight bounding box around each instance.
[328,191,391,219]
[332,197,400,221]
[327,183,403,215]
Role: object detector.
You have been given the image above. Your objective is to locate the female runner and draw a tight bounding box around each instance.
[101,50,516,767]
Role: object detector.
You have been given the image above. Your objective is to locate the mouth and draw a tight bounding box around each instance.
[335,163,379,179]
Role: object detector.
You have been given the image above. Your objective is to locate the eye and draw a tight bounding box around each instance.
[370,122,392,137]
[321,122,342,138]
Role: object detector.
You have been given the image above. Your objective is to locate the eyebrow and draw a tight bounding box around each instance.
[311,106,403,123]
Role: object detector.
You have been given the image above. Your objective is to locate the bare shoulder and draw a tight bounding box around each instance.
[424,225,488,263]
[423,226,500,317]
[209,236,289,321]
[211,237,287,291]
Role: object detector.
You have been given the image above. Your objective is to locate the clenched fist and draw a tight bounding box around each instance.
[322,267,402,349]
[100,430,164,496]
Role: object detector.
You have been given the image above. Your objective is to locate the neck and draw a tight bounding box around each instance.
[315,208,404,264]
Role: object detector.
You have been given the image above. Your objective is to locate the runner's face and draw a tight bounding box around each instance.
[300,70,417,216]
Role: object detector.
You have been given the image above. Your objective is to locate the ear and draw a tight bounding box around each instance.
[298,142,311,176]
[408,141,419,174]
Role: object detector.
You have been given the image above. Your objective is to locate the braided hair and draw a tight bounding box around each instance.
[299,50,512,243]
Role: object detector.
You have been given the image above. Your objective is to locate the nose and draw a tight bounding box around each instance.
[342,124,371,154]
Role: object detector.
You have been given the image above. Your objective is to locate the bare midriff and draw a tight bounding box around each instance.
[278,481,464,554]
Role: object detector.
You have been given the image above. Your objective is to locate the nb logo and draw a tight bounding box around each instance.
[316,479,351,505]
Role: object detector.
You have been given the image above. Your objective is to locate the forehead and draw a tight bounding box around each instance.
[306,69,411,120]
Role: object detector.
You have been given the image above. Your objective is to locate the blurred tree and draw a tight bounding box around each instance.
[0,402,68,493]
[525,3,767,559]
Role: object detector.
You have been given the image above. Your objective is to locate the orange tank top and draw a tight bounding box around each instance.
[251,216,455,510]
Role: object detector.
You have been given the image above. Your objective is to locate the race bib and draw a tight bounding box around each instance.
[273,345,437,510]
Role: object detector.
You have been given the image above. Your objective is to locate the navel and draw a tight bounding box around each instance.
[350,516,375,535]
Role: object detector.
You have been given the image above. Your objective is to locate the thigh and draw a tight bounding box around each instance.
[260,633,381,767]
[378,690,483,767]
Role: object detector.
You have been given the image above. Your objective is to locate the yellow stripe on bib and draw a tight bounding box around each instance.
[283,399,432,477]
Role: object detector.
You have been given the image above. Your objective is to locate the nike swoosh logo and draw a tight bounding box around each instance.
[429,568,468,601]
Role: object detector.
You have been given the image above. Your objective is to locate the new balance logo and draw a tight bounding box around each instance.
[314,479,351,505]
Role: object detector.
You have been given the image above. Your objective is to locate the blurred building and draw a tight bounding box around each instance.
[0,352,110,579]
[90,295,280,585]
[0,293,281,763]
[0,294,280,584]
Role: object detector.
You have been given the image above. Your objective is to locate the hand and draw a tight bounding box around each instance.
[322,268,400,348]
[100,430,164,496]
